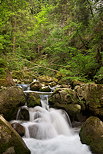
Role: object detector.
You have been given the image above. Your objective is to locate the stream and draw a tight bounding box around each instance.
[12,85,92,154]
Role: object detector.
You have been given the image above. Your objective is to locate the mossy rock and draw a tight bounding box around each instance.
[0,115,30,154]
[40,86,51,92]
[30,81,42,91]
[0,86,26,120]
[17,108,29,121]
[79,116,103,154]
[38,75,58,83]
[50,88,78,105]
[75,83,103,118]
[26,92,40,107]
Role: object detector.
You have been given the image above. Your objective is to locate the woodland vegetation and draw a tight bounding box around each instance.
[0,0,103,83]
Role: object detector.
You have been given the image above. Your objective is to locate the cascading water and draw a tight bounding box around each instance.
[40,95,49,110]
[13,92,92,154]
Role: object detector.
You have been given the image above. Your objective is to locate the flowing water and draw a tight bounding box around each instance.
[14,93,92,154]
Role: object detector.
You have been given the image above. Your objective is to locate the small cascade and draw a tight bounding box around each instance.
[40,95,49,110]
[13,90,92,154]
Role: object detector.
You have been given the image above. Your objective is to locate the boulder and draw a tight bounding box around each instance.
[26,92,40,107]
[40,86,51,92]
[0,86,26,120]
[17,107,29,121]
[50,88,78,105]
[75,83,103,119]
[38,75,58,83]
[79,116,103,154]
[30,80,42,91]
[0,115,30,154]
[11,123,25,137]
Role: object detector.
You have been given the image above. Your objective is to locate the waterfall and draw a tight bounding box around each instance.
[14,91,92,154]
[40,95,49,110]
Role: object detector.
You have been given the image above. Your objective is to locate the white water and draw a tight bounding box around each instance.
[15,94,92,154]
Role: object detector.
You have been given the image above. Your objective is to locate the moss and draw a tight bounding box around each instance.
[0,87,26,120]
[0,116,30,154]
[80,116,103,154]
[27,93,40,107]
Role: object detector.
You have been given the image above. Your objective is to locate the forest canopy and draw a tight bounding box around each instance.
[0,0,103,83]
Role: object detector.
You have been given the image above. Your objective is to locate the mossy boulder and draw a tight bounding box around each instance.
[75,83,103,118]
[79,116,103,154]
[17,107,29,121]
[50,88,78,105]
[30,81,42,91]
[26,92,40,107]
[38,75,58,83]
[0,86,26,120]
[0,115,30,154]
[40,86,51,92]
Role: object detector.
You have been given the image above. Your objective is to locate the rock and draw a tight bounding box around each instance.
[38,75,58,83]
[48,82,57,87]
[79,116,103,154]
[40,86,51,92]
[2,147,15,154]
[75,83,103,119]
[26,92,40,107]
[0,115,30,154]
[0,86,26,120]
[30,80,42,91]
[17,107,29,121]
[11,123,25,137]
[50,88,78,105]
[49,88,84,121]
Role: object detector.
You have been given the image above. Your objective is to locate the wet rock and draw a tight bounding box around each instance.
[30,80,42,91]
[40,86,51,92]
[29,124,38,138]
[11,123,25,137]
[0,115,30,154]
[17,108,29,121]
[79,116,103,154]
[0,86,26,121]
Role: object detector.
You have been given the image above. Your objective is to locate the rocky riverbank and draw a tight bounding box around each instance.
[0,75,103,154]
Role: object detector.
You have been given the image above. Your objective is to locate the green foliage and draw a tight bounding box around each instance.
[0,0,102,82]
[94,67,103,83]
[0,58,7,68]
[69,52,99,78]
[6,53,31,71]
[0,68,6,76]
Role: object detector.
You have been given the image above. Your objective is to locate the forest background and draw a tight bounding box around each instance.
[0,0,103,84]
